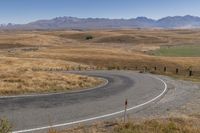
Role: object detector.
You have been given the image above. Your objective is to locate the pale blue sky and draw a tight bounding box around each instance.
[0,0,200,24]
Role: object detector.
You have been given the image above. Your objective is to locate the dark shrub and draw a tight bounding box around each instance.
[85,35,93,40]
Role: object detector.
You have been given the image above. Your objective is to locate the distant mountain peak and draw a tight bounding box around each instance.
[1,15,200,30]
[136,16,151,20]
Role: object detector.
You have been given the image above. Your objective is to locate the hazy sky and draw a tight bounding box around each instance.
[1,0,200,24]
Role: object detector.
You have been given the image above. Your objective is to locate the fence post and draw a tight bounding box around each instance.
[164,67,167,72]
[188,66,193,77]
[154,66,157,71]
[176,68,179,74]
[189,70,193,76]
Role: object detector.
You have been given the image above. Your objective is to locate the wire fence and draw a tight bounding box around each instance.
[31,64,199,77]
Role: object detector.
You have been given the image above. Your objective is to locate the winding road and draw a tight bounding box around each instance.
[0,71,167,133]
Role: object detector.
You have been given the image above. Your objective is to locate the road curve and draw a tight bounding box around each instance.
[0,71,167,133]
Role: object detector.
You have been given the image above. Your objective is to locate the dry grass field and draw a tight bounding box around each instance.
[1,29,200,95]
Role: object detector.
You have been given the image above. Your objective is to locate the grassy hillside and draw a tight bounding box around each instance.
[1,29,200,94]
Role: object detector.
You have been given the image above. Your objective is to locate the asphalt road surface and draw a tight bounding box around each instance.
[0,71,167,133]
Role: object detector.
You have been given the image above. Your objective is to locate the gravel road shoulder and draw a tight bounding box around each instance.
[130,74,200,118]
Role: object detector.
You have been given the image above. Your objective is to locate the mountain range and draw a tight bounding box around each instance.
[1,15,200,30]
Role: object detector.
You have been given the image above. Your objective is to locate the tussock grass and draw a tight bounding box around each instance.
[52,117,200,133]
[0,57,101,95]
[114,118,200,133]
[0,70,103,95]
[0,118,12,133]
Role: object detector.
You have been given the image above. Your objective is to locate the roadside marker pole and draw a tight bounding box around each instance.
[124,99,128,123]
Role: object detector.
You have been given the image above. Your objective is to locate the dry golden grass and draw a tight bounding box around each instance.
[0,70,103,95]
[0,57,100,95]
[2,29,200,71]
[114,117,200,133]
[0,57,90,72]
[1,29,200,95]
[47,116,200,133]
